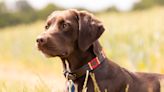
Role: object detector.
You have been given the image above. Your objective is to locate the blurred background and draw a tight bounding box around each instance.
[0,0,164,91]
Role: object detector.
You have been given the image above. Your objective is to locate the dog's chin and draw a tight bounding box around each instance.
[44,53,56,58]
[39,49,69,58]
[39,50,55,58]
[37,44,70,58]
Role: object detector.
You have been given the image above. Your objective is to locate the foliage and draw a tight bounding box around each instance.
[0,2,6,13]
[0,1,63,28]
[0,0,164,27]
[16,0,34,12]
[134,0,164,10]
[37,4,63,20]
[133,0,155,10]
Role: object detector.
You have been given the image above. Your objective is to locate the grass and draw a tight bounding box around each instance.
[0,6,164,91]
[98,7,164,73]
[161,80,164,92]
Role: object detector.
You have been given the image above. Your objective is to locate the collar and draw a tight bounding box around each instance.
[64,50,106,81]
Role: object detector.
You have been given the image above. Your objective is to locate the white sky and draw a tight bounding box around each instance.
[4,0,140,12]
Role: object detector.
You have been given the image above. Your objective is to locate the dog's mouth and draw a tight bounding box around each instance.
[37,44,68,58]
[37,45,55,57]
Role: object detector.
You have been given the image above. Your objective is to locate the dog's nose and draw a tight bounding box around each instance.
[36,36,47,45]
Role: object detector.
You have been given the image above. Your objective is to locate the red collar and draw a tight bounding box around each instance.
[64,50,106,81]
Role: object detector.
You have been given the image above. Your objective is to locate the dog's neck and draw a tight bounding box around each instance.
[62,41,101,72]
[64,46,95,72]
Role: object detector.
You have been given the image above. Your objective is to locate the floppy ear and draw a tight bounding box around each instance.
[78,11,105,52]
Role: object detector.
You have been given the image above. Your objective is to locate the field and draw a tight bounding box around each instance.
[0,7,164,91]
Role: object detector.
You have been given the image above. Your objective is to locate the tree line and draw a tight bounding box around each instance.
[0,1,64,28]
[0,0,163,28]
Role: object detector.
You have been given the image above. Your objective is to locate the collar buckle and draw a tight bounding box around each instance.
[64,71,77,80]
[88,57,100,70]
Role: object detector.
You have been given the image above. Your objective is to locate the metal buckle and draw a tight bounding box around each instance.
[64,71,77,80]
[88,57,100,70]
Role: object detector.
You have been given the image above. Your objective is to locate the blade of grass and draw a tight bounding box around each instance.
[160,79,164,92]
[82,70,89,92]
[90,73,100,92]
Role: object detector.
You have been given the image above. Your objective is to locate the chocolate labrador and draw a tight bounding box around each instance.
[36,9,164,92]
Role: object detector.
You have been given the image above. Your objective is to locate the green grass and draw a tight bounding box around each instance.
[98,7,164,73]
[0,7,164,91]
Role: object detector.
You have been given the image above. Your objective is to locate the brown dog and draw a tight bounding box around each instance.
[36,9,164,92]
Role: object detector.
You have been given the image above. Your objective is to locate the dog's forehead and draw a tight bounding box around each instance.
[46,10,74,23]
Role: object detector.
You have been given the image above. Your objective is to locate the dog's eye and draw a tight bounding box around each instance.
[45,24,50,30]
[45,25,49,29]
[62,23,68,29]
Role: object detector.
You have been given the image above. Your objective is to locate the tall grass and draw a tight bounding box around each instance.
[98,7,164,73]
[161,80,164,92]
[0,7,164,91]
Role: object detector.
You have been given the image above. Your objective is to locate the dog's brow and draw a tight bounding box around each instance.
[47,16,56,24]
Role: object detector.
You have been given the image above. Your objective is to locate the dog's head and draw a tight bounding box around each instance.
[36,9,105,58]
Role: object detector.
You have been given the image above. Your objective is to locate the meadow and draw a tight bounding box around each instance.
[0,7,164,92]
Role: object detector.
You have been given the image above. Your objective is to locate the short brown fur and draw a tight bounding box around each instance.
[36,9,164,92]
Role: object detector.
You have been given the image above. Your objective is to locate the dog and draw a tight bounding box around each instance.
[36,9,164,92]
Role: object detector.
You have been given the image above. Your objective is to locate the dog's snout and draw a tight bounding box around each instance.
[36,36,47,45]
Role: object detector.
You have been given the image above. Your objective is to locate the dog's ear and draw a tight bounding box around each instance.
[78,11,105,52]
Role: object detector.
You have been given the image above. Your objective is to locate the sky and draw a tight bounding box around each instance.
[4,0,140,12]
